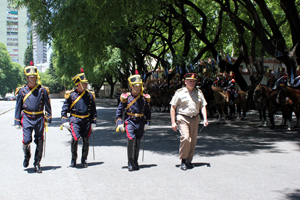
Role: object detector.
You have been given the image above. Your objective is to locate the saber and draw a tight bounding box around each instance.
[43,131,46,158]
[91,130,95,160]
[142,132,145,162]
[198,125,205,133]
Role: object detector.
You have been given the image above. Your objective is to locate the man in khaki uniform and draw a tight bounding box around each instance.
[170,73,209,170]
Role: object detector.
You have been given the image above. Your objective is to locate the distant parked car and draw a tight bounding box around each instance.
[5,96,15,101]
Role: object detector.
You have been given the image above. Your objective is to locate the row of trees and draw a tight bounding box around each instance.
[0,43,23,97]
[11,0,300,96]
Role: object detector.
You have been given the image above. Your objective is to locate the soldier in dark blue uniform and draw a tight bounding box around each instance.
[224,71,238,100]
[14,61,52,173]
[273,67,288,90]
[291,66,300,89]
[266,69,276,88]
[115,72,151,171]
[61,68,97,168]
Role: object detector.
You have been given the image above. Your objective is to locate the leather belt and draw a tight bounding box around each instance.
[71,113,90,119]
[23,110,44,115]
[182,114,198,118]
[127,113,144,117]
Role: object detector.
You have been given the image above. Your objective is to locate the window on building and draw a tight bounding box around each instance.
[9,11,18,15]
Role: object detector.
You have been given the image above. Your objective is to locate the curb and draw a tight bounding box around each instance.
[0,107,14,115]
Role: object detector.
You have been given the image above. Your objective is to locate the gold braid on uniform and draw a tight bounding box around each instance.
[120,93,129,103]
[42,86,50,95]
[88,90,96,99]
[143,94,151,103]
[64,90,73,99]
[15,85,26,96]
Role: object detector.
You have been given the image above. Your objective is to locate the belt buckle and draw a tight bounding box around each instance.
[135,113,138,117]
[32,112,35,115]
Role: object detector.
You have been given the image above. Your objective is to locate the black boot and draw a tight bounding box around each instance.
[186,162,194,169]
[180,159,187,171]
[133,138,141,170]
[33,140,43,173]
[70,138,78,167]
[127,139,134,171]
[81,137,89,168]
[22,144,31,168]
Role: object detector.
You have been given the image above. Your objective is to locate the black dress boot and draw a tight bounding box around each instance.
[127,139,134,171]
[22,144,31,168]
[81,137,89,168]
[34,140,43,173]
[180,159,187,171]
[133,138,141,170]
[70,138,78,167]
[186,162,194,169]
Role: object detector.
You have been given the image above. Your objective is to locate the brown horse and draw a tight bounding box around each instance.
[252,84,292,129]
[265,86,293,129]
[253,84,271,126]
[277,86,300,129]
[211,86,230,123]
[227,90,248,120]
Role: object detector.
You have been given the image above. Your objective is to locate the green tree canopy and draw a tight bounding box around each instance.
[0,43,23,96]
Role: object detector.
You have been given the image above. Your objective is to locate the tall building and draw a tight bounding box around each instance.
[32,22,48,66]
[0,1,48,68]
[0,0,27,66]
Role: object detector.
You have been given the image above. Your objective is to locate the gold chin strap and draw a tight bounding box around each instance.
[37,75,41,85]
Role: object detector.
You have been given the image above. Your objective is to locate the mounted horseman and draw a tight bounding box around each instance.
[266,69,276,88]
[291,66,300,90]
[273,67,288,90]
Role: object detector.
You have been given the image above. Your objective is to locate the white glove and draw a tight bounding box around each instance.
[144,124,149,131]
[91,123,96,130]
[63,122,70,130]
[15,125,21,129]
[118,124,125,132]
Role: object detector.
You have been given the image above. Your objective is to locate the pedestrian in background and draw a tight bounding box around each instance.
[14,61,52,173]
[170,73,208,170]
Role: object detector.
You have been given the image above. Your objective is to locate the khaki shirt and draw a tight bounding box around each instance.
[170,87,207,117]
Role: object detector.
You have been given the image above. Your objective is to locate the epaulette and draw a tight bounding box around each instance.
[42,86,50,94]
[88,90,96,99]
[15,85,25,96]
[143,94,151,103]
[175,88,184,93]
[64,90,73,99]
[120,93,129,103]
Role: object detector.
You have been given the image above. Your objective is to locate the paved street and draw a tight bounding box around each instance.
[1,99,300,200]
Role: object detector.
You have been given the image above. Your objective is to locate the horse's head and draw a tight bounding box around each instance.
[253,84,262,101]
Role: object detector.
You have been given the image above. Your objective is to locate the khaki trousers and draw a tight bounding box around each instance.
[177,114,199,163]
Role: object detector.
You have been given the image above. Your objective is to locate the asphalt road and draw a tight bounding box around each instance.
[1,99,300,200]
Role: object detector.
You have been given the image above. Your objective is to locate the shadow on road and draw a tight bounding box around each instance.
[24,165,61,173]
[48,104,300,158]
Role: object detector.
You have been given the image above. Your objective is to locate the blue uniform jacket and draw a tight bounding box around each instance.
[291,75,300,88]
[61,89,97,124]
[14,84,52,125]
[116,92,151,139]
